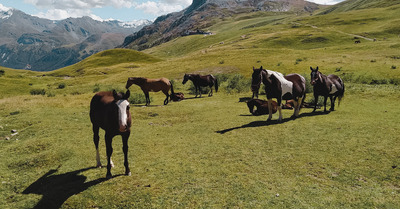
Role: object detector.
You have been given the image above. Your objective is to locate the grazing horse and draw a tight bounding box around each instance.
[310,66,345,112]
[126,77,173,106]
[90,90,132,179]
[251,66,306,121]
[247,99,278,116]
[182,74,218,97]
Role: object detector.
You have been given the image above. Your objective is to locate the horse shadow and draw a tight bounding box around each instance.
[216,111,329,134]
[22,166,113,209]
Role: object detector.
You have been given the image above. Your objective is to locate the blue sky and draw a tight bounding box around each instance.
[0,0,345,22]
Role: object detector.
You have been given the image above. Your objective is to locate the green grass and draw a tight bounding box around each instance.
[1,3,400,208]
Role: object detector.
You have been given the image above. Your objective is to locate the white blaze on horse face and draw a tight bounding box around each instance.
[266,70,293,97]
[116,100,130,132]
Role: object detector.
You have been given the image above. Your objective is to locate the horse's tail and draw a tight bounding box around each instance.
[169,80,175,95]
[215,77,219,92]
[338,78,345,106]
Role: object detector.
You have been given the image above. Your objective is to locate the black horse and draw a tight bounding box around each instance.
[310,66,345,112]
[251,66,306,122]
[90,90,132,178]
[182,74,218,97]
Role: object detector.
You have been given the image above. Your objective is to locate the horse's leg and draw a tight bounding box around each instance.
[195,85,198,98]
[323,96,328,112]
[277,98,283,122]
[122,132,131,176]
[163,91,169,105]
[292,99,298,118]
[144,92,150,106]
[93,125,102,168]
[267,99,273,121]
[313,94,318,112]
[296,97,303,117]
[209,85,213,97]
[198,86,202,98]
[105,133,114,179]
[330,96,335,111]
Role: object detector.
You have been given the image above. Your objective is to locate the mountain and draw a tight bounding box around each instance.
[121,0,320,50]
[319,0,400,14]
[0,7,151,71]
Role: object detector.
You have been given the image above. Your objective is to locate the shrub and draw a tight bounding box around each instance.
[57,83,66,89]
[0,69,4,77]
[391,65,397,69]
[225,74,251,93]
[93,84,100,93]
[129,93,151,104]
[30,89,46,95]
[301,74,313,94]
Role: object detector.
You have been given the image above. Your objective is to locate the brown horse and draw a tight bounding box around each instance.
[90,90,132,179]
[126,77,174,106]
[251,66,306,122]
[310,66,345,112]
[182,74,218,97]
[247,99,278,116]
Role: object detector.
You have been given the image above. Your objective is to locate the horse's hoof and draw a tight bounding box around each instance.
[96,164,102,168]
[106,174,112,179]
[126,172,132,176]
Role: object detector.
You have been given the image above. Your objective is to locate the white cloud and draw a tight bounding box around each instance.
[0,3,12,11]
[134,1,188,16]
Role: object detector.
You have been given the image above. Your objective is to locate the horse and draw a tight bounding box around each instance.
[126,77,174,106]
[247,99,278,116]
[90,90,132,179]
[182,74,218,97]
[251,66,306,122]
[310,66,345,112]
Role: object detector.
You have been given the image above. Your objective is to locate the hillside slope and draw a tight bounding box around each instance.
[319,0,400,14]
[121,0,319,51]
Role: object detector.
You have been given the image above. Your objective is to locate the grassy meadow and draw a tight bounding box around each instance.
[1,3,400,208]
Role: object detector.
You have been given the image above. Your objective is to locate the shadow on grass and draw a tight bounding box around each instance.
[22,166,117,209]
[216,111,330,134]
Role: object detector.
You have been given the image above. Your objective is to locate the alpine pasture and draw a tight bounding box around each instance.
[1,3,400,208]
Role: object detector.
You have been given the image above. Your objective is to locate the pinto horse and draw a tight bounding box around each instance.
[90,90,132,179]
[251,66,306,121]
[310,66,345,112]
[126,77,173,106]
[182,74,218,97]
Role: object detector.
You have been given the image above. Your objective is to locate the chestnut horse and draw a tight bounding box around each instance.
[251,66,306,121]
[126,77,174,106]
[247,99,278,116]
[90,90,132,178]
[310,66,345,112]
[182,74,218,97]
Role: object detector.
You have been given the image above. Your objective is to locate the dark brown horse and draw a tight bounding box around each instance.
[251,79,261,99]
[126,77,173,106]
[251,66,306,121]
[247,99,278,116]
[310,66,345,112]
[182,74,218,97]
[90,90,132,179]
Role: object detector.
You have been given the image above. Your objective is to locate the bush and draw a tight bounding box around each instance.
[57,83,66,89]
[301,74,313,94]
[225,74,251,93]
[0,69,4,77]
[30,89,46,95]
[129,93,151,104]
[93,84,100,93]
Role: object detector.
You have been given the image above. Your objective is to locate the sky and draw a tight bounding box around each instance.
[0,0,345,22]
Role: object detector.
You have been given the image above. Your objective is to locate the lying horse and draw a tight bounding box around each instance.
[182,74,218,97]
[247,99,278,116]
[126,77,174,105]
[90,90,131,178]
[252,66,306,121]
[310,66,345,112]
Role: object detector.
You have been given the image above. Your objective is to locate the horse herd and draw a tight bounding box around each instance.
[90,67,345,178]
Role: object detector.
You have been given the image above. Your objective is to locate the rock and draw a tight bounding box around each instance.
[5,137,10,140]
[11,129,17,133]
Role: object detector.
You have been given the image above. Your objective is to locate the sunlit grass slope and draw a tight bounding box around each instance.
[1,2,400,208]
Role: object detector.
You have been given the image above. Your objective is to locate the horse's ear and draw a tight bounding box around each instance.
[310,67,313,71]
[260,66,263,70]
[316,66,319,71]
[124,90,130,99]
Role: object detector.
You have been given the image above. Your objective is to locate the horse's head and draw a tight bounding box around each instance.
[310,66,320,86]
[251,66,264,87]
[113,90,131,132]
[182,74,190,84]
[246,100,255,115]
